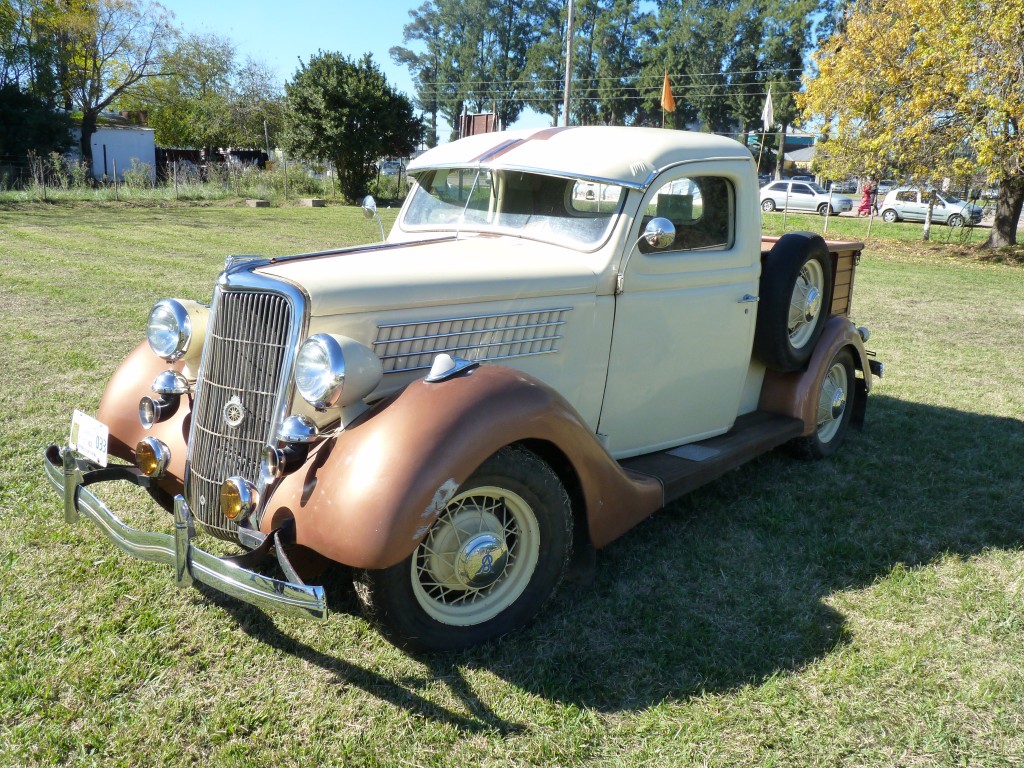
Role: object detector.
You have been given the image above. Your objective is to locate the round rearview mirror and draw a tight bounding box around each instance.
[643,217,676,248]
[361,195,377,219]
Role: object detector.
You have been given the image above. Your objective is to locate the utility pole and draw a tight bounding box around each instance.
[563,0,575,126]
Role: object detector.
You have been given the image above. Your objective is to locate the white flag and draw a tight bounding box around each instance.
[761,90,774,131]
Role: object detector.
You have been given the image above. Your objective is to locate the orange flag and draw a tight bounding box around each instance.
[660,71,676,113]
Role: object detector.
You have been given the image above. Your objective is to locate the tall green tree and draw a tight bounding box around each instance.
[282,52,420,201]
[46,0,174,173]
[802,0,1024,246]
[390,1,443,147]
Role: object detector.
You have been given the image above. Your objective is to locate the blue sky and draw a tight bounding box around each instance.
[165,0,549,132]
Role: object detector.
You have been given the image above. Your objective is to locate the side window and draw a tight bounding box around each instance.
[896,190,917,203]
[640,175,733,253]
[768,182,788,192]
[791,184,813,195]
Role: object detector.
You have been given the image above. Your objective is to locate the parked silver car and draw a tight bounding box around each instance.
[878,187,983,227]
[760,180,854,216]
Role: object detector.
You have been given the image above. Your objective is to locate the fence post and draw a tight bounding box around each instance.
[173,161,178,200]
[283,156,289,201]
[113,158,118,201]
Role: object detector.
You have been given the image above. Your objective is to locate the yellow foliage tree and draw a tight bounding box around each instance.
[800,0,1024,247]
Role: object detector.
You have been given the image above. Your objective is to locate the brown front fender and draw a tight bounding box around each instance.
[264,365,663,569]
[96,343,189,496]
[759,316,872,436]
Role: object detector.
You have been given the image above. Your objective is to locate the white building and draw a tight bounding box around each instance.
[70,121,156,183]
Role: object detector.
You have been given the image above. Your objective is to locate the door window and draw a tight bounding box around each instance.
[640,175,733,253]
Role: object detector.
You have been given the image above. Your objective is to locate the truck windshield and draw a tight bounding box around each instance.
[403,168,626,250]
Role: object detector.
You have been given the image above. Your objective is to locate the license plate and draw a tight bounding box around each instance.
[69,410,109,467]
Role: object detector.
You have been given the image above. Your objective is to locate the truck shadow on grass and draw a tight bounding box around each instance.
[211,394,1023,721]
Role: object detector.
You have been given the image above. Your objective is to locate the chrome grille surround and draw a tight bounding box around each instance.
[374,308,571,374]
[184,270,308,541]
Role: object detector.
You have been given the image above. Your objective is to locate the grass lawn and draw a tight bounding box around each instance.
[1,203,1022,767]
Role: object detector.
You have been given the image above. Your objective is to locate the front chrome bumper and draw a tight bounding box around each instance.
[44,445,328,621]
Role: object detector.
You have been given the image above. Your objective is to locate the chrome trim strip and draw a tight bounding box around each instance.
[377,334,563,361]
[373,319,567,346]
[386,348,560,374]
[46,448,327,621]
[376,307,573,331]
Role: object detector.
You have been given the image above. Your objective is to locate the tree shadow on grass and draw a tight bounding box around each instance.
[216,394,1024,719]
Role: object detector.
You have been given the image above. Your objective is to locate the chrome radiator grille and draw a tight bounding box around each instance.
[186,289,292,540]
[373,308,571,374]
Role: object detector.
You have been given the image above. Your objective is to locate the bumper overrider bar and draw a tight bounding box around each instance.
[44,445,327,621]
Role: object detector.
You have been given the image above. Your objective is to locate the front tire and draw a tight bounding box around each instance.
[817,203,833,216]
[947,213,965,227]
[792,348,856,460]
[353,445,573,652]
[881,209,898,223]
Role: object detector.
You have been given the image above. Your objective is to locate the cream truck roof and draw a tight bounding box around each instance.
[407,125,752,190]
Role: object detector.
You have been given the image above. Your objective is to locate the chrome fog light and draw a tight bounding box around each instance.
[136,437,170,478]
[139,394,178,429]
[221,477,259,521]
[260,443,310,483]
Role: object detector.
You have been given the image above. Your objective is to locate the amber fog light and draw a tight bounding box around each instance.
[221,477,259,521]
[136,438,170,478]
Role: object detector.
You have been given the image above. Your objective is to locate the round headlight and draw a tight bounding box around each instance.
[294,334,346,409]
[146,300,192,361]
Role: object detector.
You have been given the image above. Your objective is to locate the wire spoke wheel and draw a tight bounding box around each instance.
[411,486,540,626]
[353,445,572,651]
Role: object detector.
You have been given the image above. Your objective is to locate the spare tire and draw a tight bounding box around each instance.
[754,232,833,372]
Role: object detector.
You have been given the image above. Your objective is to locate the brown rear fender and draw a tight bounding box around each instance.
[264,365,663,569]
[759,316,872,436]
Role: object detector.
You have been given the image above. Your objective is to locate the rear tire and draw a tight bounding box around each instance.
[761,199,777,212]
[791,348,856,460]
[881,209,898,223]
[353,445,573,652]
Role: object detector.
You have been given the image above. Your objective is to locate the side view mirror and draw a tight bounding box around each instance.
[642,217,676,249]
[361,195,385,242]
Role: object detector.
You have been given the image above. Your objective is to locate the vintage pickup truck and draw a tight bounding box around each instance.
[45,126,881,651]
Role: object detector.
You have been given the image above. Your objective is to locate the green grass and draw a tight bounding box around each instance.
[1,203,1023,766]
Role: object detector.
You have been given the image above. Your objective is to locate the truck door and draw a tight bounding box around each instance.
[598,169,759,458]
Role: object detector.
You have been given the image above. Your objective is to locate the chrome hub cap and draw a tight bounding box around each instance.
[817,362,848,443]
[456,534,509,588]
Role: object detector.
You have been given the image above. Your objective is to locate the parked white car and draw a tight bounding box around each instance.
[879,187,983,226]
[760,180,853,216]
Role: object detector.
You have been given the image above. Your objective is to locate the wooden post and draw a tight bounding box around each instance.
[283,156,289,200]
[113,158,118,201]
[173,161,178,200]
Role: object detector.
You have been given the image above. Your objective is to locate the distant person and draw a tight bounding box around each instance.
[870,181,879,215]
[857,182,873,217]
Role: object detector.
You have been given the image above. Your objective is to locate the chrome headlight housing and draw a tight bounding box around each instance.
[293,333,383,410]
[146,300,192,361]
[294,334,346,409]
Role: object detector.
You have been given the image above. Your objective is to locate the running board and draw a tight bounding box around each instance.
[619,411,804,505]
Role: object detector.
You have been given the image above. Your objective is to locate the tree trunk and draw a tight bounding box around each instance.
[984,176,1024,248]
[80,110,98,183]
[923,198,933,241]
